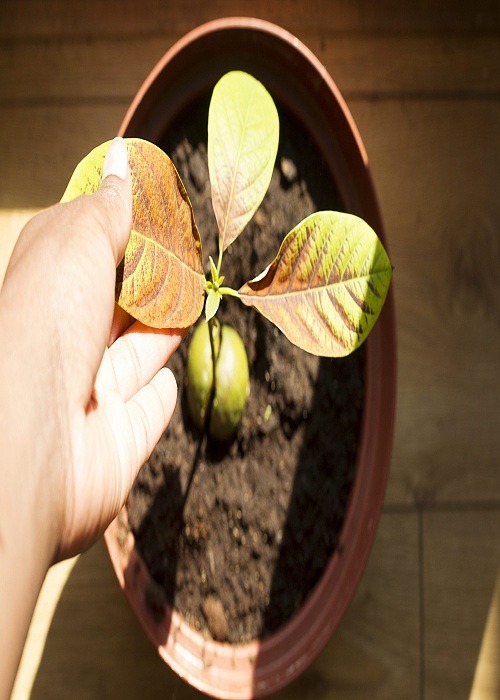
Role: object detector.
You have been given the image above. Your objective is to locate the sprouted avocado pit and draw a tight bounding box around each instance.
[62,70,392,443]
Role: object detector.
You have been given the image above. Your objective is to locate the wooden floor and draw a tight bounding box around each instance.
[2,1,500,698]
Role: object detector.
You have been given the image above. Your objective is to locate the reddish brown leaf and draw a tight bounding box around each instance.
[62,138,205,328]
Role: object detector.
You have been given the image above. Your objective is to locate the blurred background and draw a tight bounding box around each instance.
[1,1,499,698]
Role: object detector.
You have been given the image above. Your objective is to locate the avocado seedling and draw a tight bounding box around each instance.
[61,71,392,442]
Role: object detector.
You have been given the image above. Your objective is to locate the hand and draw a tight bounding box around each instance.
[0,138,184,695]
[14,137,184,558]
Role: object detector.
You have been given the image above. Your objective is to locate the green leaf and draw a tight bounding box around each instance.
[205,288,222,322]
[238,211,392,357]
[61,138,205,328]
[208,71,279,253]
[209,255,219,285]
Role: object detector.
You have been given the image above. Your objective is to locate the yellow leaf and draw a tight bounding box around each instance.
[208,71,279,253]
[239,211,392,357]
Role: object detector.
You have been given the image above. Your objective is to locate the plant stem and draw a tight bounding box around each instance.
[182,430,206,512]
[208,316,221,363]
[203,316,221,435]
[219,286,240,298]
[216,244,223,277]
[184,318,220,506]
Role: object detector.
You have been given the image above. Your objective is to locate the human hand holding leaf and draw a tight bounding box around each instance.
[62,138,205,328]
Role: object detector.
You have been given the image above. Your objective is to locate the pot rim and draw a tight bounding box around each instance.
[106,15,397,699]
[119,17,370,165]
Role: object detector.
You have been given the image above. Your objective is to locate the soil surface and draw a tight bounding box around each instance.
[125,95,365,644]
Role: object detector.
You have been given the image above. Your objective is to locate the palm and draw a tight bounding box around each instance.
[59,322,183,559]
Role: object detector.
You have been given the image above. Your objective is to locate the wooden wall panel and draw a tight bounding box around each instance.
[2,0,500,38]
[1,35,499,104]
[0,104,126,208]
[348,99,500,505]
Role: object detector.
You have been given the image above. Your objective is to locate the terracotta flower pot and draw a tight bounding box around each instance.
[105,17,396,699]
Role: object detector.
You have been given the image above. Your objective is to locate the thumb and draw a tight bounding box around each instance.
[94,137,133,265]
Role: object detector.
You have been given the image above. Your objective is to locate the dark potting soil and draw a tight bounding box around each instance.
[125,95,365,644]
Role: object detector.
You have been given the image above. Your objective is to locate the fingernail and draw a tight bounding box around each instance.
[102,137,128,181]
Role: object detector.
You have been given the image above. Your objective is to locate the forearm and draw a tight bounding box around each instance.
[0,275,63,698]
[0,456,53,700]
[0,140,156,695]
